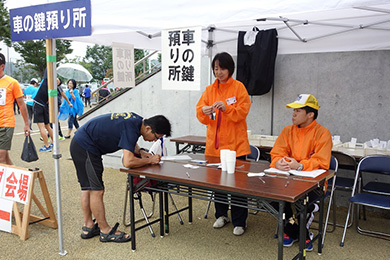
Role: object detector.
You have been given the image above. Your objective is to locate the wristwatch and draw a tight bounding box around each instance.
[297,163,303,171]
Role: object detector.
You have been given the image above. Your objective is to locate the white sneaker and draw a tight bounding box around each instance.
[213,216,230,228]
[233,226,245,236]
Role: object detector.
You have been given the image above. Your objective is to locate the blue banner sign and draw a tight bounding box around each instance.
[10,0,91,41]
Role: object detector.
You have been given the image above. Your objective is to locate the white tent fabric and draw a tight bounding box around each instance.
[8,0,390,54]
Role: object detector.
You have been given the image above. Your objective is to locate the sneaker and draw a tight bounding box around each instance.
[283,234,298,247]
[49,143,53,148]
[213,216,230,229]
[306,239,313,251]
[64,135,71,139]
[39,145,52,152]
[59,136,65,141]
[233,226,245,236]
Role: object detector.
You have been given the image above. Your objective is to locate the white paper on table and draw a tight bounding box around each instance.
[183,164,200,169]
[161,155,192,161]
[264,168,326,178]
[264,168,290,175]
[206,163,222,167]
[247,172,265,177]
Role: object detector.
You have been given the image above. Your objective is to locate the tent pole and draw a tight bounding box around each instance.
[271,83,274,136]
[46,39,67,256]
[207,26,215,85]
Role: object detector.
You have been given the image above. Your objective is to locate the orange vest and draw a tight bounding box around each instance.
[196,77,251,157]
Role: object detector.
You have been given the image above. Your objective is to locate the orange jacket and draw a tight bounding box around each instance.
[196,77,251,157]
[270,120,332,171]
[0,75,24,127]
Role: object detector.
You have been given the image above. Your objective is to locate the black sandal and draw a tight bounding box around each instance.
[81,221,100,239]
[99,223,131,243]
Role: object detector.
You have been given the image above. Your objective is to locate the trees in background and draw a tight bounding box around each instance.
[0,1,73,80]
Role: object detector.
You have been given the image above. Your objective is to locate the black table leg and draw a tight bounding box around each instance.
[278,201,285,260]
[159,191,164,237]
[128,174,136,251]
[164,191,169,234]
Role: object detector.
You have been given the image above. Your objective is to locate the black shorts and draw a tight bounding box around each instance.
[70,138,104,190]
[33,103,50,124]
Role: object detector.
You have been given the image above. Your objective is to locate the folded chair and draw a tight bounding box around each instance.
[340,155,390,246]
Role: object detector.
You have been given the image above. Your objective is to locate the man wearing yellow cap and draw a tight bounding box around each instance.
[270,94,332,251]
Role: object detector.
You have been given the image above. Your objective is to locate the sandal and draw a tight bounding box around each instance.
[99,223,131,243]
[81,220,100,239]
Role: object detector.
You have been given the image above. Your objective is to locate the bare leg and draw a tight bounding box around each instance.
[87,190,130,238]
[0,150,13,165]
[37,122,50,147]
[45,124,54,141]
[89,190,110,233]
[81,191,94,228]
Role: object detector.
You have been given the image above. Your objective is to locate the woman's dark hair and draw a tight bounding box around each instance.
[67,79,77,89]
[302,106,318,120]
[144,115,172,137]
[57,78,62,86]
[211,52,235,78]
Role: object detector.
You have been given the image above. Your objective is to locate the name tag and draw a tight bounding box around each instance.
[0,88,6,106]
[226,96,237,105]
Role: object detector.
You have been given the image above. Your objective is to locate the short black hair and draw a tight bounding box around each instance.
[144,115,172,137]
[212,52,235,78]
[302,106,318,120]
[67,79,77,89]
[0,53,5,65]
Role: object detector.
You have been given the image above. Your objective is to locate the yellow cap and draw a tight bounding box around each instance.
[286,94,319,110]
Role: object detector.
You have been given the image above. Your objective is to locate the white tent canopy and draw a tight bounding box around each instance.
[8,0,390,54]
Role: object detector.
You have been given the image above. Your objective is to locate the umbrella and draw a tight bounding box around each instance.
[57,63,93,82]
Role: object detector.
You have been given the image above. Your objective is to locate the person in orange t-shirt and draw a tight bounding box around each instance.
[0,53,30,165]
[196,52,251,236]
[270,94,332,251]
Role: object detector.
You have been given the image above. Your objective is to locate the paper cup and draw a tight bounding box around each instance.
[226,157,236,174]
[220,149,230,171]
[226,150,236,174]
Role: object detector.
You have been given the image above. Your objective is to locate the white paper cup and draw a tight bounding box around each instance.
[226,157,236,174]
[226,150,236,174]
[220,149,230,171]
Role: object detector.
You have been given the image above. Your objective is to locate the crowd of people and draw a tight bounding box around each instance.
[1,51,332,249]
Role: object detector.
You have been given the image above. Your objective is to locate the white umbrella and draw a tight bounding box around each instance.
[57,63,93,82]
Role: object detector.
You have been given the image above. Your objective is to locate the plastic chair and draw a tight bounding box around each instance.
[340,155,390,246]
[247,145,260,161]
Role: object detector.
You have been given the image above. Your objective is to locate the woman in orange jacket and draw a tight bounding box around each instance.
[196,52,251,236]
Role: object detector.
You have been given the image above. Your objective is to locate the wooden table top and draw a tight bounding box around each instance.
[121,154,332,203]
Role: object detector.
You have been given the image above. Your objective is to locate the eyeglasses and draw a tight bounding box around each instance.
[152,132,160,140]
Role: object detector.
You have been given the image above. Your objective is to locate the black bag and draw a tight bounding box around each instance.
[21,136,39,162]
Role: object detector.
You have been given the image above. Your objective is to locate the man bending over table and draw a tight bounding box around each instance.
[70,112,171,243]
[270,94,332,251]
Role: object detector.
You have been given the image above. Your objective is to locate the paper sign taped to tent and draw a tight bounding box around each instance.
[112,42,135,89]
[0,167,32,205]
[162,26,201,91]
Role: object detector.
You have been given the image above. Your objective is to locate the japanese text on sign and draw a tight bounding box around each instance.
[0,167,31,205]
[10,0,91,41]
[162,26,201,91]
[112,42,135,89]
